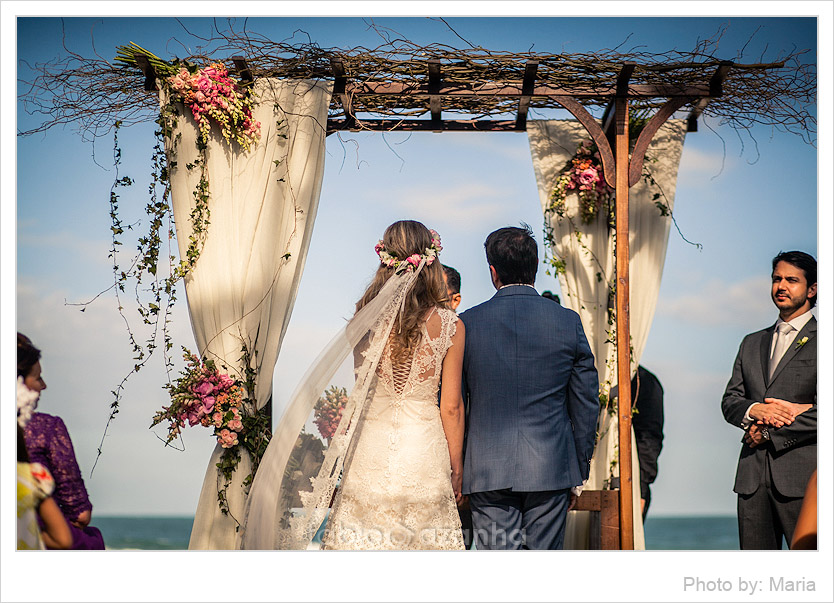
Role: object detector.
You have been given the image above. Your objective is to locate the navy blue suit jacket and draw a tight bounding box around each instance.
[459,285,599,495]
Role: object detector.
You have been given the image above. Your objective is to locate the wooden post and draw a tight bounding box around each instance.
[614,95,635,550]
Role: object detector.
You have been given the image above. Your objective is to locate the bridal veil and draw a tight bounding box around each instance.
[241,262,427,549]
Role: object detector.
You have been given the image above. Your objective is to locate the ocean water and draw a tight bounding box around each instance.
[643,516,739,550]
[95,515,740,550]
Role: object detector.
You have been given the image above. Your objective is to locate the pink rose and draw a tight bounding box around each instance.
[578,168,598,186]
[218,428,238,448]
[228,418,243,431]
[406,254,421,267]
[212,412,224,427]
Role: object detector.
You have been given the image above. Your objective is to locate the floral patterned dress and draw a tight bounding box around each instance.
[17,462,54,550]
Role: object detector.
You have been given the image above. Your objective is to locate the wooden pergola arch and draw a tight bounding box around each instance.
[320,54,728,551]
[130,50,768,550]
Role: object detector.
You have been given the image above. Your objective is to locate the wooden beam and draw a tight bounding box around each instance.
[330,58,355,129]
[614,95,634,551]
[428,59,442,132]
[326,118,521,133]
[687,61,733,132]
[232,56,253,84]
[515,61,539,130]
[552,95,616,189]
[616,62,637,96]
[572,490,620,550]
[602,62,637,143]
[134,53,157,92]
[339,80,712,99]
[709,60,734,96]
[629,96,694,186]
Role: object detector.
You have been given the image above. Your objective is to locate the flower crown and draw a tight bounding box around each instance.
[375,229,442,273]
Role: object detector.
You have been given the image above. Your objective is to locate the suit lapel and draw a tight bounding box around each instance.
[769,317,816,384]
[761,324,775,384]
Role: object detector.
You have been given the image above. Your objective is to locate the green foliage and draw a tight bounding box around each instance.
[114,42,180,77]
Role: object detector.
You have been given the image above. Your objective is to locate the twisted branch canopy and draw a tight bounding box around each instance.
[18,27,816,143]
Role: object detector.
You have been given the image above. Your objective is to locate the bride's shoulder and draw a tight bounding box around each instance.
[430,306,459,324]
[422,306,458,337]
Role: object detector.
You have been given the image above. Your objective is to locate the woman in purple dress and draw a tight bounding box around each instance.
[18,333,105,550]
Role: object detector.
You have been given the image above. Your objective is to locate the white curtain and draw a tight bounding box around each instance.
[161,78,333,550]
[528,119,687,549]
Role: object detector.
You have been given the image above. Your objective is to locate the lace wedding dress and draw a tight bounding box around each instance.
[241,262,463,550]
[322,307,465,550]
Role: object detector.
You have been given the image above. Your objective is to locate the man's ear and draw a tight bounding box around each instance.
[450,293,462,311]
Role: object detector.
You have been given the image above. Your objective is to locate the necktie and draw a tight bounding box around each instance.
[769,322,794,379]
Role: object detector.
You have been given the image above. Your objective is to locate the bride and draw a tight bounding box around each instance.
[242,220,465,550]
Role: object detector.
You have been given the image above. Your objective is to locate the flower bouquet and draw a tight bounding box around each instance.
[166,62,261,151]
[549,139,614,224]
[313,385,349,443]
[114,43,261,151]
[152,348,270,517]
[152,350,246,449]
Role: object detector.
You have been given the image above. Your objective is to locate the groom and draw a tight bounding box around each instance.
[459,226,599,550]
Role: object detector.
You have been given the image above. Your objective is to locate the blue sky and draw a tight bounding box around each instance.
[4,4,833,602]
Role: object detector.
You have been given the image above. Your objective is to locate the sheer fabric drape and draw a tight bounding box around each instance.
[241,265,428,550]
[528,119,687,549]
[161,78,333,550]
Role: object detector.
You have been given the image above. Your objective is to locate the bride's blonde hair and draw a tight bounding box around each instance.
[356,220,449,362]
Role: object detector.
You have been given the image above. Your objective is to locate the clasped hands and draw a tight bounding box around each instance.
[744,398,812,447]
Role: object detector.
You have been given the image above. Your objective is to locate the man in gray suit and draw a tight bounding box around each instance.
[459,226,599,550]
[721,250,817,549]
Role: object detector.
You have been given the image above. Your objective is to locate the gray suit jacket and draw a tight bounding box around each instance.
[721,316,817,497]
[459,286,599,495]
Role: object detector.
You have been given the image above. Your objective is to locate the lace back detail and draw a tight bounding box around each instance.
[377,307,458,400]
[388,349,415,396]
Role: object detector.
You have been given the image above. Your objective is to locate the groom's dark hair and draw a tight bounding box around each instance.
[773,250,817,308]
[485,224,538,285]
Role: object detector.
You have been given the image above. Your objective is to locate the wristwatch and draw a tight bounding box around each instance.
[761,427,771,441]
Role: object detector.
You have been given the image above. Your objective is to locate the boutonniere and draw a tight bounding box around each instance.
[794,336,809,350]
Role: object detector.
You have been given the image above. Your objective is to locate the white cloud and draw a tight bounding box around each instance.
[387,182,515,229]
[17,229,112,271]
[676,145,737,186]
[657,275,773,328]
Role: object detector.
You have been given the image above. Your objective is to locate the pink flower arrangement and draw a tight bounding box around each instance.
[549,140,613,224]
[313,385,348,443]
[152,350,247,449]
[166,62,261,151]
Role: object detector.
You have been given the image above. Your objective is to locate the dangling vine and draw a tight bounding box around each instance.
[84,43,263,473]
